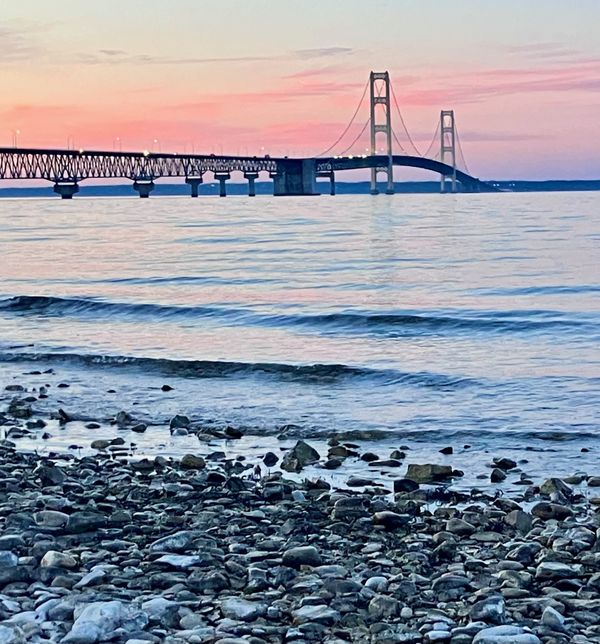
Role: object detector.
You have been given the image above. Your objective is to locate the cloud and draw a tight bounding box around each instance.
[0,24,41,62]
[75,47,356,67]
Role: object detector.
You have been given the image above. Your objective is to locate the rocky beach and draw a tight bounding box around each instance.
[0,380,599,644]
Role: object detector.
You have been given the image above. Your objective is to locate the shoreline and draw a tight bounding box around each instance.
[1,388,600,642]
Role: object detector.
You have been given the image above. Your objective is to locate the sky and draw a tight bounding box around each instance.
[1,0,600,180]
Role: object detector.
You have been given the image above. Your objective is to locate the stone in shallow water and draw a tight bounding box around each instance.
[180,454,205,470]
[406,463,453,483]
[373,511,410,530]
[281,440,320,472]
[531,502,573,521]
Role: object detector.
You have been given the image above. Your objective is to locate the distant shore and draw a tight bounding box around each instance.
[1,179,600,198]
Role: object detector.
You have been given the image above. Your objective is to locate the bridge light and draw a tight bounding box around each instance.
[78,149,84,154]
[143,150,150,156]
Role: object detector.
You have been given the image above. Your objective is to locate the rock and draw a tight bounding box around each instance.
[280,440,320,471]
[155,554,201,569]
[282,545,321,568]
[406,463,454,483]
[540,477,573,498]
[34,510,69,528]
[63,601,148,644]
[40,551,78,569]
[541,606,566,631]
[262,452,278,467]
[393,478,419,493]
[368,594,400,619]
[490,468,506,483]
[220,598,266,622]
[35,463,65,486]
[0,551,18,567]
[531,502,573,521]
[360,452,379,462]
[115,410,133,426]
[332,496,367,521]
[149,531,194,553]
[130,423,147,433]
[470,595,505,624]
[373,511,410,529]
[170,414,190,430]
[90,440,110,450]
[492,458,517,471]
[446,518,476,535]
[504,510,532,534]
[347,476,377,487]
[0,625,25,644]
[536,560,582,580]
[324,458,342,469]
[439,446,453,455]
[180,454,206,470]
[73,569,106,589]
[224,425,243,439]
[67,512,106,533]
[473,625,540,644]
[292,604,340,625]
[587,476,600,486]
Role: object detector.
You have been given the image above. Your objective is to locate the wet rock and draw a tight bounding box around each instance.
[540,477,573,498]
[180,454,206,470]
[393,478,419,493]
[368,594,400,619]
[262,452,278,467]
[406,463,454,483]
[347,476,377,487]
[373,511,410,530]
[536,560,582,580]
[490,468,506,483]
[492,457,517,471]
[446,518,476,536]
[34,510,69,528]
[504,509,532,534]
[170,414,190,430]
[149,531,194,553]
[130,423,147,433]
[541,605,566,631]
[531,502,573,521]
[280,440,320,471]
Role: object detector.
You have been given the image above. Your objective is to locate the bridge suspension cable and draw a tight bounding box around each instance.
[390,84,422,156]
[421,120,441,160]
[455,125,470,174]
[338,118,371,156]
[315,79,370,157]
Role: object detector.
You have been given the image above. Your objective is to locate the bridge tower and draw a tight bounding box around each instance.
[440,110,457,193]
[369,71,394,195]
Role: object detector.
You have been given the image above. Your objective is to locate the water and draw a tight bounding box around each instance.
[1,192,599,484]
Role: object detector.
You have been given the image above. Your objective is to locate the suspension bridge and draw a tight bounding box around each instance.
[0,71,491,198]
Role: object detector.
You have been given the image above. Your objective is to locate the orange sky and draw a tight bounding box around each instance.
[2,0,600,179]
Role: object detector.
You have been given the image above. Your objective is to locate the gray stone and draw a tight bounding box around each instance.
[149,531,194,553]
[531,502,573,521]
[281,440,320,472]
[282,545,321,568]
[292,604,340,625]
[536,560,582,580]
[40,550,78,569]
[470,595,505,624]
[219,598,266,622]
[63,601,148,644]
[473,626,540,644]
[406,463,454,483]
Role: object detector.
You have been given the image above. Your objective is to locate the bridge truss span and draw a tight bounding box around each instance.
[0,148,278,182]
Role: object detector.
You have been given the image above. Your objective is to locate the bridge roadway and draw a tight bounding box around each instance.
[0,147,487,198]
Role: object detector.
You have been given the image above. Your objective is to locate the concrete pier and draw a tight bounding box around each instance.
[317,171,335,196]
[244,172,259,197]
[214,172,230,197]
[272,159,318,196]
[185,176,203,198]
[133,180,155,198]
[53,182,79,199]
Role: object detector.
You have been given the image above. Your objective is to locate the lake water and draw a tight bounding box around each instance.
[1,192,599,485]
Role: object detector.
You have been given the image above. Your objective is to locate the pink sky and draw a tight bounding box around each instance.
[2,0,600,179]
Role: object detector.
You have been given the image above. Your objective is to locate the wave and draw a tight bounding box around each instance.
[0,295,596,337]
[0,348,475,389]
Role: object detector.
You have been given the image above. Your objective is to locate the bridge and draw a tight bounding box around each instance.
[0,71,491,198]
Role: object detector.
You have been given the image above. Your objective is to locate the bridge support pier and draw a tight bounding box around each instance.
[185,176,203,198]
[214,172,230,197]
[317,171,335,195]
[53,182,79,199]
[244,172,259,197]
[272,160,318,196]
[133,180,155,198]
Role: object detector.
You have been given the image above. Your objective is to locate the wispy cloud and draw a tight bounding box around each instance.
[75,47,356,67]
[0,24,41,62]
